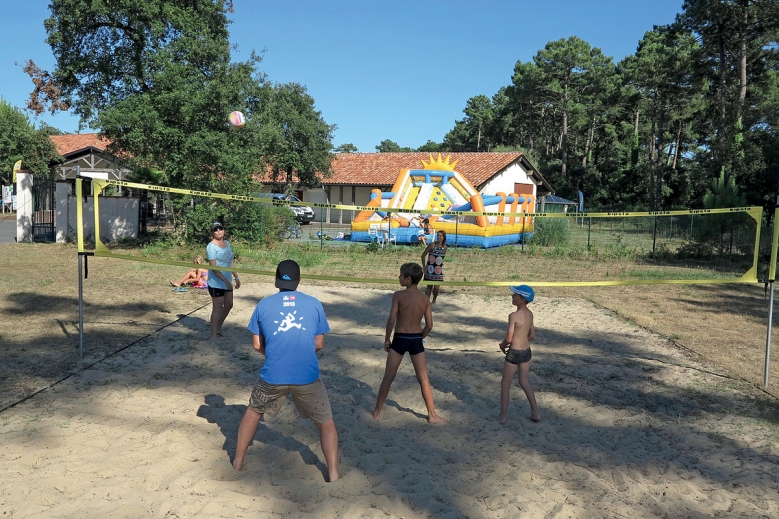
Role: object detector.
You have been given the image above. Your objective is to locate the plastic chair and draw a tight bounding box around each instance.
[368,228,382,246]
[381,230,396,248]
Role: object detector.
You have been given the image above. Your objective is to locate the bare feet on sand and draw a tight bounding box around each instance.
[373,409,446,424]
[498,414,540,424]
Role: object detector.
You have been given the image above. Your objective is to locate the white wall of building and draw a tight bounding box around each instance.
[309,185,377,224]
[56,182,139,243]
[15,172,33,242]
[478,163,536,197]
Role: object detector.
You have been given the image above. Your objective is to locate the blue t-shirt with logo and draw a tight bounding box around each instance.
[247,290,330,385]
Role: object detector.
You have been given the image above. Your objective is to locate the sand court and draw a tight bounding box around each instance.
[1,284,778,518]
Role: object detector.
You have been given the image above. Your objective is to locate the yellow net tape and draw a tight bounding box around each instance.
[80,179,763,287]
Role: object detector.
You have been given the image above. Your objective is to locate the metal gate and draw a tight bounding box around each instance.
[33,177,56,242]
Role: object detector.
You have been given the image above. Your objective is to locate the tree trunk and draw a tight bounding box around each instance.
[582,116,595,168]
[561,82,569,178]
[650,103,657,209]
[656,106,665,209]
[631,109,640,167]
[669,120,682,170]
[737,0,749,129]
[716,38,727,163]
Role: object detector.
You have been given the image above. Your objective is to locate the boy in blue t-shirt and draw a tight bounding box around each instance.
[232,260,339,482]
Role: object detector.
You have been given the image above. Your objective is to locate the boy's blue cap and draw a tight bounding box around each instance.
[510,285,534,303]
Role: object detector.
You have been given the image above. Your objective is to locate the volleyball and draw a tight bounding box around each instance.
[227,111,246,128]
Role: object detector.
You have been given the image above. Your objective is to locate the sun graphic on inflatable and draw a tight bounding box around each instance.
[421,153,458,172]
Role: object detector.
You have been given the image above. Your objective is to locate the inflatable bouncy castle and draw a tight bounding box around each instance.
[350,155,535,248]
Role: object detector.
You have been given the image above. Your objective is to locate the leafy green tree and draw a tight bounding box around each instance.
[441,121,471,151]
[334,143,358,153]
[698,166,750,253]
[703,167,747,209]
[621,26,704,209]
[442,95,497,152]
[416,140,443,152]
[259,82,335,190]
[375,139,412,152]
[507,61,548,156]
[463,95,494,151]
[0,99,61,183]
[534,36,595,178]
[678,0,779,172]
[41,0,233,122]
[35,0,334,195]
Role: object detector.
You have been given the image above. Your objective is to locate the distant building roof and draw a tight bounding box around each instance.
[321,152,552,193]
[49,134,110,157]
[545,195,576,205]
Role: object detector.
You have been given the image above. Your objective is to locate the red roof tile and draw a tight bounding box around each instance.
[324,152,529,189]
[50,134,109,156]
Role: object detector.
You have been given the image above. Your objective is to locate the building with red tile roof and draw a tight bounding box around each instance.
[297,152,554,224]
[46,135,556,225]
[322,152,551,190]
[49,133,130,181]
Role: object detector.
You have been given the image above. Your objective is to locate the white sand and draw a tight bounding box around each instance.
[1,284,778,518]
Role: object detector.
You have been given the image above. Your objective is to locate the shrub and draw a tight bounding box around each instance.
[177,199,293,245]
[531,218,571,247]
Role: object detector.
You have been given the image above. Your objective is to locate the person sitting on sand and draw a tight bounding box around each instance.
[170,256,209,287]
[498,285,541,424]
[372,262,445,424]
[417,217,434,246]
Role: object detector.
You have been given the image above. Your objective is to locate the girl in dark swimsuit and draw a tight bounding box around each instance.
[421,230,448,303]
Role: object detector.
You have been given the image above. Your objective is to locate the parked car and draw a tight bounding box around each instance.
[257,193,316,224]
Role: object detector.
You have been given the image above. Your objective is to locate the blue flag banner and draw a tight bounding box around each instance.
[578,190,584,212]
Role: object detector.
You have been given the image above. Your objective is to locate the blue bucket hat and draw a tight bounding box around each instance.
[510,285,534,303]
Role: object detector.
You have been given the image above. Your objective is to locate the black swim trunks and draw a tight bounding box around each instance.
[390,333,425,356]
[505,347,531,364]
[207,286,231,298]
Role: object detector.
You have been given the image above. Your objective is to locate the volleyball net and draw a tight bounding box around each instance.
[75,178,766,287]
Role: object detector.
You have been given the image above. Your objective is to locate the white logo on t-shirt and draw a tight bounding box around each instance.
[273,311,305,335]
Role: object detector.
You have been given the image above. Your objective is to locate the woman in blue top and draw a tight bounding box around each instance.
[206,222,241,340]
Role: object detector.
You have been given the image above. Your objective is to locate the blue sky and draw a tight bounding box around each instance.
[1,1,683,152]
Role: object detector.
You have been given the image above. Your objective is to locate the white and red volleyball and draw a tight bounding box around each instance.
[227,111,246,128]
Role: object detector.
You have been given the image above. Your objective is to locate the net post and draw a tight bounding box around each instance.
[520,210,525,252]
[764,197,779,387]
[652,216,657,256]
[319,214,324,250]
[587,217,592,250]
[77,251,94,359]
[78,253,83,358]
[75,177,84,252]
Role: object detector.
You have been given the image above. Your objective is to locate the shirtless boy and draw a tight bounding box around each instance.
[498,285,541,424]
[372,262,446,424]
